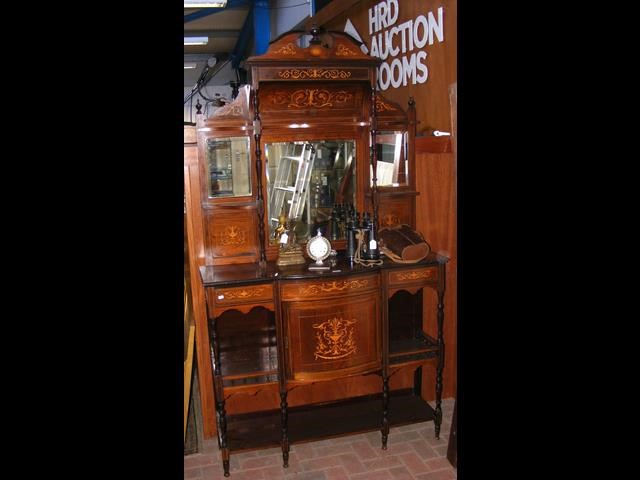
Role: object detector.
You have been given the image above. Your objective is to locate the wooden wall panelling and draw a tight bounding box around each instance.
[415,137,456,400]
[323,0,457,134]
[184,126,217,438]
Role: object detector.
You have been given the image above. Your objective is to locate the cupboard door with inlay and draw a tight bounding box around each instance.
[282,290,381,382]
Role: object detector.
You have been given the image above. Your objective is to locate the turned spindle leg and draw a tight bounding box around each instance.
[381,374,389,449]
[216,400,230,476]
[280,391,290,467]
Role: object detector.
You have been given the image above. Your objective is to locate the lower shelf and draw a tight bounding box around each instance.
[225,388,435,452]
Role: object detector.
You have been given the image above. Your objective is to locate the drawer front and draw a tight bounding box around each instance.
[280,273,379,301]
[388,267,438,287]
[284,291,381,381]
[213,283,274,306]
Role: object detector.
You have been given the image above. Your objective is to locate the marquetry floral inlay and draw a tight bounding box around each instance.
[277,68,352,80]
[298,279,369,296]
[382,213,401,227]
[273,43,297,55]
[268,89,353,109]
[214,225,247,247]
[218,287,265,301]
[396,270,433,281]
[375,96,398,112]
[214,103,243,117]
[313,317,357,360]
[335,44,358,56]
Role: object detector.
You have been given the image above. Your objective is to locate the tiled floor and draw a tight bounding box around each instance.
[184,397,456,480]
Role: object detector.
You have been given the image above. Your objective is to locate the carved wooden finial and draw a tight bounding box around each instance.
[195,99,202,114]
[308,24,324,56]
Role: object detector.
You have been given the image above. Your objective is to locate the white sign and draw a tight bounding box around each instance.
[347,1,445,91]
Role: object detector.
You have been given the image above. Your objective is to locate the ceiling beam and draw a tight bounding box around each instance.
[254,0,270,56]
[231,3,254,69]
[303,0,362,31]
[184,8,218,23]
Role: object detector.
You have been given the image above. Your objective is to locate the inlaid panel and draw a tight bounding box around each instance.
[280,274,379,301]
[212,284,274,307]
[283,291,381,382]
[255,66,372,85]
[377,195,415,229]
[258,83,365,118]
[388,267,438,287]
[204,209,259,264]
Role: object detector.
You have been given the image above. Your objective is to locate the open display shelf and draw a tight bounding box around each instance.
[225,389,435,452]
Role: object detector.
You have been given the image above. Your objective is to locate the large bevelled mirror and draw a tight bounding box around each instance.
[265,139,356,242]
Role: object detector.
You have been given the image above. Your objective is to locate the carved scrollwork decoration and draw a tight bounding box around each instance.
[312,317,357,360]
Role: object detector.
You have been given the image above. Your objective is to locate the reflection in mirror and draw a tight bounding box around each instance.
[265,140,356,242]
[371,131,408,187]
[206,137,251,197]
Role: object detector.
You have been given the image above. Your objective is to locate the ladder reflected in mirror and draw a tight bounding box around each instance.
[269,142,316,230]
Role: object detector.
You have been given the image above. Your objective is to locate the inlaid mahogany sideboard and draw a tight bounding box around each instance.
[200,253,447,476]
[183,27,450,477]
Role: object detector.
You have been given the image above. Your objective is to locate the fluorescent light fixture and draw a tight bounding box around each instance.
[184,36,209,45]
[184,62,198,69]
[184,1,228,7]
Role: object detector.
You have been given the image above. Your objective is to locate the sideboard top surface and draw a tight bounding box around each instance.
[199,252,448,287]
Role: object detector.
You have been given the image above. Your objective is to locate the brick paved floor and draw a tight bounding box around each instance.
[184,398,456,480]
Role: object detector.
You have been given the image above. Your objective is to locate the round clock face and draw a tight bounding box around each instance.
[307,232,331,262]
